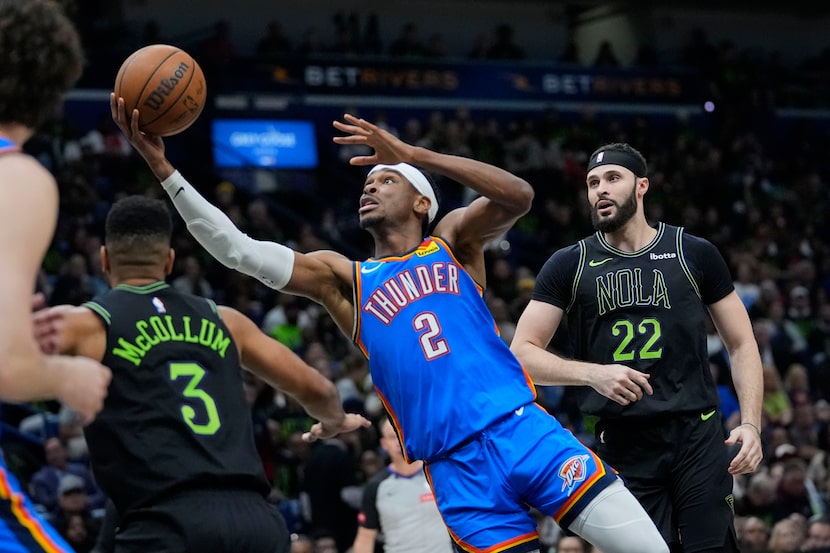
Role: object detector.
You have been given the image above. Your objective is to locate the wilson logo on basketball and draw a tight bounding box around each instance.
[143,61,191,111]
[558,454,590,494]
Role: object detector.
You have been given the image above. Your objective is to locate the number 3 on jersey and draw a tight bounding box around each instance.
[169,362,221,435]
[413,312,450,360]
[611,318,663,362]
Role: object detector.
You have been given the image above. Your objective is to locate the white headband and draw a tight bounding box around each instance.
[368,163,438,223]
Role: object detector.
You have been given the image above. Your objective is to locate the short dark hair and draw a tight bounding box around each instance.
[589,142,648,177]
[105,196,172,267]
[0,0,84,129]
[420,170,440,237]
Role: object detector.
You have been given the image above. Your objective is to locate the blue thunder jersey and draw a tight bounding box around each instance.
[354,237,536,462]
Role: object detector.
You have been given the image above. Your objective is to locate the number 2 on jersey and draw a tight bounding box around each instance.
[413,312,450,360]
[169,362,221,435]
[611,318,663,362]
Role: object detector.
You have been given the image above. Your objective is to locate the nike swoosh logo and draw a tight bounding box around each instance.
[701,409,717,421]
[588,258,613,267]
[173,186,185,199]
[514,406,525,416]
[360,263,383,274]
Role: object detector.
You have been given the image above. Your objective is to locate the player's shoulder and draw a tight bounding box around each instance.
[545,240,584,266]
[674,225,720,255]
[0,152,53,184]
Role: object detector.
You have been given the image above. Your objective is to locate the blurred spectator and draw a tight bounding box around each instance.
[734,259,762,312]
[736,471,776,526]
[297,27,325,57]
[486,24,525,60]
[767,515,806,553]
[388,23,424,58]
[256,20,292,58]
[51,474,102,549]
[171,254,214,298]
[593,40,620,67]
[303,431,361,553]
[737,515,771,553]
[58,512,98,553]
[361,13,382,55]
[199,19,237,87]
[29,438,105,514]
[710,361,741,429]
[468,32,493,60]
[424,32,448,59]
[488,295,517,346]
[803,514,830,552]
[50,253,96,306]
[290,533,313,553]
[769,458,823,522]
[764,364,794,427]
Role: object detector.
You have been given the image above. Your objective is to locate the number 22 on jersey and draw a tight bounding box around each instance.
[611,318,663,362]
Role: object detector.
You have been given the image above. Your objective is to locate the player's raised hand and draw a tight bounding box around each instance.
[332,113,416,166]
[302,413,372,443]
[590,363,653,406]
[53,356,112,425]
[110,93,166,163]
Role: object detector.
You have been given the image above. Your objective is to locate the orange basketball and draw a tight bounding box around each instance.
[114,44,206,137]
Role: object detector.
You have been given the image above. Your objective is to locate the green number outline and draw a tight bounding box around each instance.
[169,362,221,435]
[611,318,663,362]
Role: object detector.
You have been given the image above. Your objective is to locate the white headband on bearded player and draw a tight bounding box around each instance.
[368,163,438,223]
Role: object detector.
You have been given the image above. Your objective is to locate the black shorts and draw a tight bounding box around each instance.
[594,411,737,552]
[115,488,289,553]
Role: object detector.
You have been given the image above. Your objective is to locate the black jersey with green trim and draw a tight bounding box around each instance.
[533,223,733,418]
[81,282,269,514]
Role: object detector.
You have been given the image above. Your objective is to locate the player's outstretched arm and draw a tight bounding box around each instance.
[512,300,652,405]
[111,94,354,318]
[333,113,534,249]
[219,306,370,439]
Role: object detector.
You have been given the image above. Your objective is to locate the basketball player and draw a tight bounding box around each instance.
[510,143,764,553]
[112,98,668,552]
[32,196,370,553]
[351,418,453,553]
[0,1,111,551]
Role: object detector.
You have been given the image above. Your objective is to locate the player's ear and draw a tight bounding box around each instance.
[637,176,650,197]
[164,248,175,276]
[100,245,111,274]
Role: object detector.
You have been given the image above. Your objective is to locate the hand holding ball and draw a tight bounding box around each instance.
[114,44,206,136]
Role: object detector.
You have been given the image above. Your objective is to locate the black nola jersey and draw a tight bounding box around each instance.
[533,223,733,418]
[82,282,269,513]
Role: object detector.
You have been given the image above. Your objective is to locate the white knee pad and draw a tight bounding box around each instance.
[568,479,669,553]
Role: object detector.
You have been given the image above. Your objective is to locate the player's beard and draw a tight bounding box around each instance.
[359,213,384,229]
[591,184,637,233]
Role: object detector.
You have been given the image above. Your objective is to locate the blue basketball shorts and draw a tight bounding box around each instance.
[424,403,618,552]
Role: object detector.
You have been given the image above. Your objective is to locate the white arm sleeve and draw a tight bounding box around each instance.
[160,170,295,289]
